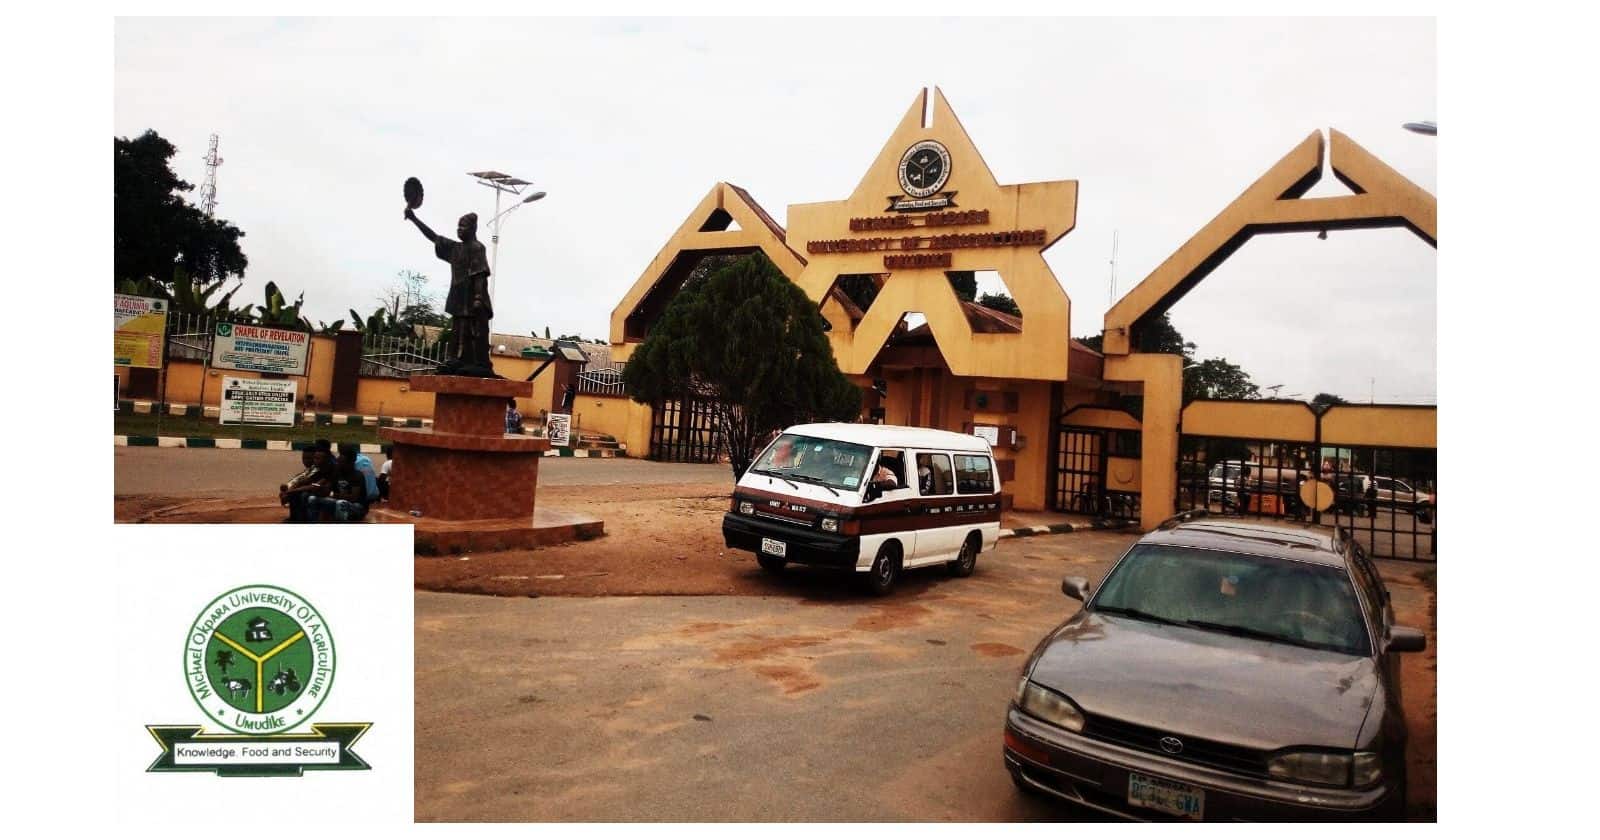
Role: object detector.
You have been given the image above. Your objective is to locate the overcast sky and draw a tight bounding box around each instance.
[115,16,1435,403]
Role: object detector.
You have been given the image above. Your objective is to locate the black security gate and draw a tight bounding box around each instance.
[1177,434,1435,561]
[1053,425,1140,520]
[649,395,723,463]
[1054,426,1102,514]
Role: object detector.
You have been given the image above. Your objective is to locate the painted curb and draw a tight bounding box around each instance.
[997,520,1135,540]
[114,436,623,458]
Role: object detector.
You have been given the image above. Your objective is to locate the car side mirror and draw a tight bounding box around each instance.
[864,484,883,503]
[1386,626,1426,653]
[1061,576,1090,602]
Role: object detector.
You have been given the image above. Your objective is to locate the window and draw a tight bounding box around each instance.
[915,452,954,496]
[750,434,874,491]
[954,454,995,494]
[1092,545,1371,656]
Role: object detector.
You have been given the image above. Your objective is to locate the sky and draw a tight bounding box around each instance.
[114,16,1436,403]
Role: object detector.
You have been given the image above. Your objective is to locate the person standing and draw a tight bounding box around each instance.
[505,398,523,435]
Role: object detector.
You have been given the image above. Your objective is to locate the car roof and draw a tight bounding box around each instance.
[1141,515,1349,567]
[781,423,993,452]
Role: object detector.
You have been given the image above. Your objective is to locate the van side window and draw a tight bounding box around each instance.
[954,454,995,494]
[915,452,954,496]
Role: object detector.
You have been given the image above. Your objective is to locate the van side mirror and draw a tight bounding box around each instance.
[1061,576,1090,602]
[1386,626,1426,653]
[864,484,883,503]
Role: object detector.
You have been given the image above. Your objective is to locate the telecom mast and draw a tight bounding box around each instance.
[198,133,223,217]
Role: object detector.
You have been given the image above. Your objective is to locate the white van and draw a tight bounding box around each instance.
[722,423,1003,595]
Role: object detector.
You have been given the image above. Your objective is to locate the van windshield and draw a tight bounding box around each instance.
[750,434,874,492]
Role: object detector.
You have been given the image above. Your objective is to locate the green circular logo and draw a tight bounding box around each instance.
[216,322,233,337]
[184,585,335,734]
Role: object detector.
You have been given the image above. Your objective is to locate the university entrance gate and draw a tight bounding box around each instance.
[1174,400,1436,560]
[649,393,723,463]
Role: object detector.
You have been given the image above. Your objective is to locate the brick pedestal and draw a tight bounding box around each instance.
[378,375,603,552]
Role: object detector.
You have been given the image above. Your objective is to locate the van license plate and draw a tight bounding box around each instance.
[760,538,786,557]
[1127,772,1204,819]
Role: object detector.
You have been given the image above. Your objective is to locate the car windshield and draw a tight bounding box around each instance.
[1092,544,1370,655]
[750,434,874,492]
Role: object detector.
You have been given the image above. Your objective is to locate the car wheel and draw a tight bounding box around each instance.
[947,535,979,578]
[863,545,901,596]
[757,554,786,574]
[1415,503,1433,524]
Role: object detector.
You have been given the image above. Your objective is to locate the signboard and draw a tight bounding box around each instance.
[115,294,168,368]
[546,413,572,448]
[219,377,298,427]
[211,322,311,376]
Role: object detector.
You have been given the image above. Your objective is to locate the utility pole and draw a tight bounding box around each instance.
[198,134,223,218]
[1108,229,1119,307]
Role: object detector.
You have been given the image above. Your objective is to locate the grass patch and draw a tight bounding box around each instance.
[114,412,384,445]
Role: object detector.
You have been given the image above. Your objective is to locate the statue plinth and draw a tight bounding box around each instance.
[377,375,602,553]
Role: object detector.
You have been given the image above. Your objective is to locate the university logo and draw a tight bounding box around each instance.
[147,584,371,777]
[889,139,956,212]
[216,322,233,337]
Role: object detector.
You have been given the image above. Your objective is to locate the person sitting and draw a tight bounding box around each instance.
[308,442,379,523]
[505,398,523,435]
[872,455,902,489]
[281,441,335,523]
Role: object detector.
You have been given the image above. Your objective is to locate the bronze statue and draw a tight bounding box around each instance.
[403,178,495,377]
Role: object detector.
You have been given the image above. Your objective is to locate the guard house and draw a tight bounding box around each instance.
[609,89,1103,511]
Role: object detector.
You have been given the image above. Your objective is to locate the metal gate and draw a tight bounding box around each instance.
[649,395,723,463]
[1053,426,1140,520]
[1054,426,1103,514]
[1177,434,1435,561]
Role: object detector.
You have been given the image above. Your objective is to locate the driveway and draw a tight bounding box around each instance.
[415,531,1437,821]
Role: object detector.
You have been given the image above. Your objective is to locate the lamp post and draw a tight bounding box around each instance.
[468,170,546,328]
[1402,121,1437,136]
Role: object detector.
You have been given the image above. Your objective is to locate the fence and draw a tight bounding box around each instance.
[360,331,448,378]
[163,311,217,362]
[575,367,626,396]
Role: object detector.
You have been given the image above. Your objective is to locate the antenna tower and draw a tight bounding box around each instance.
[198,133,223,218]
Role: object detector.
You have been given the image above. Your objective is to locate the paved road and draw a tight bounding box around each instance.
[113,446,729,497]
[416,531,1138,821]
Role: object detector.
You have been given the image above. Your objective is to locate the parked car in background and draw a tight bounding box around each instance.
[1332,475,1433,523]
[1003,512,1425,820]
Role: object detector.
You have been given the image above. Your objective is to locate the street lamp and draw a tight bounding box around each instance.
[1402,121,1437,136]
[468,170,546,326]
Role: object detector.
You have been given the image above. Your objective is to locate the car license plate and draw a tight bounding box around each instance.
[760,538,786,557]
[1128,772,1204,820]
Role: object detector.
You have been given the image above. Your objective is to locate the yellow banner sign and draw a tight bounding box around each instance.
[115,294,168,368]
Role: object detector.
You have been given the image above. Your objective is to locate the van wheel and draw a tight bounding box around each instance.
[947,535,979,577]
[757,555,786,574]
[863,545,901,596]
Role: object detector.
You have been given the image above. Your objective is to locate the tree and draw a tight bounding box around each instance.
[1076,312,1258,404]
[947,270,977,302]
[623,253,862,479]
[977,291,1020,317]
[833,274,881,311]
[378,270,447,331]
[1310,392,1348,413]
[1183,357,1261,402]
[114,130,248,288]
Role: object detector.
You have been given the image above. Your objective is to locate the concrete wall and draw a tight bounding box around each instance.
[1319,405,1436,449]
[1182,400,1318,441]
[117,335,338,409]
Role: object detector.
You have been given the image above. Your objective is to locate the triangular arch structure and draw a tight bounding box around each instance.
[609,182,808,353]
[786,87,1078,381]
[1101,129,1436,356]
